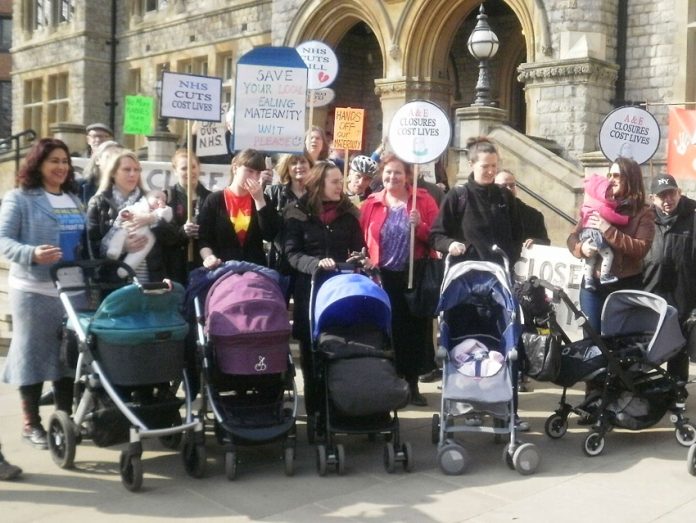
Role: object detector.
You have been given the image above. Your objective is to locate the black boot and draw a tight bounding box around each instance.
[408,380,427,407]
[53,377,74,414]
[19,383,47,449]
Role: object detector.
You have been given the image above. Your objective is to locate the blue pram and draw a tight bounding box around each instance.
[47,260,205,492]
[432,255,541,475]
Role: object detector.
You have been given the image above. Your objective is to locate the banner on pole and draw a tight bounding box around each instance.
[667,107,696,179]
[160,71,223,122]
[333,107,364,151]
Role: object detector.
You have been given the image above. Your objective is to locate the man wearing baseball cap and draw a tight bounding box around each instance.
[643,173,696,380]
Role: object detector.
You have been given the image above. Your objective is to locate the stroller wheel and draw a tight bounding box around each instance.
[47,410,77,469]
[431,414,441,445]
[336,444,346,476]
[225,451,237,481]
[119,451,143,492]
[502,444,515,470]
[402,442,414,473]
[383,442,396,473]
[513,443,541,475]
[583,432,605,457]
[687,444,696,476]
[158,412,183,450]
[284,446,295,477]
[438,443,469,475]
[544,414,568,439]
[316,445,328,476]
[675,422,696,447]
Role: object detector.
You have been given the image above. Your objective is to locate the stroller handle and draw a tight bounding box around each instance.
[50,259,137,292]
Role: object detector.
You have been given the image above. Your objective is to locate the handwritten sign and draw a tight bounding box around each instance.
[123,95,154,136]
[514,244,585,341]
[197,120,228,157]
[307,87,335,108]
[296,40,339,90]
[233,47,307,153]
[160,71,223,122]
[333,107,364,151]
[388,100,451,164]
[72,157,230,192]
[599,106,660,165]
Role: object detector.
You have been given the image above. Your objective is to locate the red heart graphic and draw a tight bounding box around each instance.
[318,71,330,83]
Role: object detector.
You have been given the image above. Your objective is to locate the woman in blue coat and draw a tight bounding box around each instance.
[0,138,86,449]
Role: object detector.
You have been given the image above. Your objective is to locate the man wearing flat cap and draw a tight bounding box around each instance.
[643,173,696,380]
[84,122,114,157]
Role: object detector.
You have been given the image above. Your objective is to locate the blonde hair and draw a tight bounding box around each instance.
[97,149,147,194]
[275,152,313,184]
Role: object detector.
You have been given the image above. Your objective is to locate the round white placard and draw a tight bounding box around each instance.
[388,100,451,164]
[599,106,660,165]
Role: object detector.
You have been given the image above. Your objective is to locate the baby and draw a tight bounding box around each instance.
[106,189,172,277]
[579,174,629,290]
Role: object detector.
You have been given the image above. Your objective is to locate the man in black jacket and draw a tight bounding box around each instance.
[642,174,696,381]
[495,170,550,248]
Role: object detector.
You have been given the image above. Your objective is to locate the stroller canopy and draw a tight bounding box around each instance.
[313,273,391,338]
[601,290,685,364]
[205,269,291,339]
[437,260,520,354]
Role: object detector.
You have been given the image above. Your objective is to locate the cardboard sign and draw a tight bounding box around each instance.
[72,157,231,192]
[160,71,223,122]
[598,106,660,165]
[196,120,228,157]
[123,95,154,136]
[233,47,307,153]
[333,107,364,151]
[388,100,451,164]
[514,244,585,341]
[296,40,339,90]
[307,87,335,108]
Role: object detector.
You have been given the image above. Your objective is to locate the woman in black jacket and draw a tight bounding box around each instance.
[283,160,366,417]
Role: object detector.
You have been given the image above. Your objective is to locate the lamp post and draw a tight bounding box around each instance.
[467,4,499,107]
[154,65,170,132]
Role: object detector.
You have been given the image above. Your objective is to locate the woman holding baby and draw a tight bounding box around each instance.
[87,149,173,282]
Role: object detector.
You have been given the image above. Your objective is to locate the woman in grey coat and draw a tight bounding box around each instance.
[0,138,86,449]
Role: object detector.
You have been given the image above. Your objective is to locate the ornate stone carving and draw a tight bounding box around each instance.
[389,43,401,60]
[517,58,619,86]
[374,79,451,97]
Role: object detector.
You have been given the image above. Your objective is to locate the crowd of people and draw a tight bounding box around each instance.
[0,122,694,481]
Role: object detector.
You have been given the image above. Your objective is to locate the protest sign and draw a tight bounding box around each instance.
[72,157,230,193]
[514,244,585,341]
[333,107,364,151]
[123,95,154,136]
[233,47,307,153]
[197,120,228,157]
[307,87,335,108]
[296,40,339,90]
[388,100,451,164]
[667,107,696,179]
[598,106,660,165]
[160,71,223,122]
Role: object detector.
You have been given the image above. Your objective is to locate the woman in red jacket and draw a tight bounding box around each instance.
[360,154,439,406]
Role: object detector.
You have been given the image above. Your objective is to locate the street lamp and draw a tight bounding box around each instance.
[467,4,499,107]
[154,65,170,132]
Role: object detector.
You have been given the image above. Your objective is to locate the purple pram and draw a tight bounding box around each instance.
[192,261,297,479]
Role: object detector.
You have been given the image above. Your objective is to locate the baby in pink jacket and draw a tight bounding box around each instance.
[579,174,629,290]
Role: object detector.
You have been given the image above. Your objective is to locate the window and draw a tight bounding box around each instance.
[26,1,73,31]
[47,72,69,124]
[23,78,43,134]
[57,0,74,23]
[0,81,11,138]
[178,56,208,76]
[145,0,168,12]
[0,17,11,52]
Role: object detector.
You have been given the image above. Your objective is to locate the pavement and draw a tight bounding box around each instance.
[1,357,696,523]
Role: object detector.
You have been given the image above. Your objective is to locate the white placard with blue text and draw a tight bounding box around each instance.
[160,71,223,122]
[233,47,308,153]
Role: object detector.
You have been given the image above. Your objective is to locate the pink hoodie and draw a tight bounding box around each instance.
[580,174,630,228]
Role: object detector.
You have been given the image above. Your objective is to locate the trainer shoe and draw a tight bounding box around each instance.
[419,369,442,383]
[0,459,22,480]
[599,274,619,285]
[515,416,530,432]
[22,425,48,450]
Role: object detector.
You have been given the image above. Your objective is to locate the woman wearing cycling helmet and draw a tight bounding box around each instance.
[346,155,378,207]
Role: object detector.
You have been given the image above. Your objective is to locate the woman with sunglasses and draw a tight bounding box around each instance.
[567,157,655,334]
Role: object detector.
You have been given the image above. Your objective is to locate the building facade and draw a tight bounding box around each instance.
[7,0,695,169]
[0,0,11,140]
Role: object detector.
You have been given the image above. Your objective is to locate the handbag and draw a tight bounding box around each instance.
[404,256,445,318]
[522,331,562,382]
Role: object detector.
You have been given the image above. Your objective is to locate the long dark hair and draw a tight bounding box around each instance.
[613,156,646,215]
[17,138,76,192]
[303,160,349,214]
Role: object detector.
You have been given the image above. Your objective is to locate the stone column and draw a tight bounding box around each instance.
[146,131,179,162]
[49,122,87,156]
[517,58,619,160]
[454,105,508,184]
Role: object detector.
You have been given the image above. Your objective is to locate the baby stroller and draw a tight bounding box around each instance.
[521,278,695,457]
[309,267,412,475]
[432,251,541,476]
[190,261,297,480]
[48,259,205,492]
